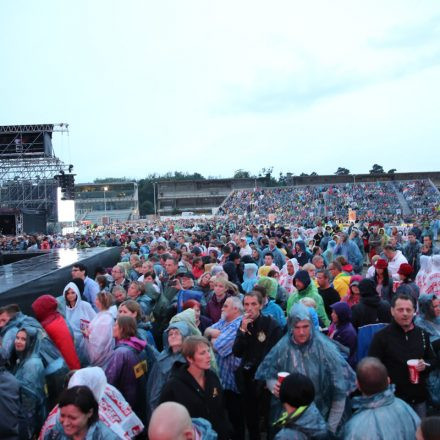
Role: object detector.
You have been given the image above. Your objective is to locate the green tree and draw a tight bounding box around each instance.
[387,168,397,174]
[335,167,350,175]
[233,169,251,179]
[369,164,385,174]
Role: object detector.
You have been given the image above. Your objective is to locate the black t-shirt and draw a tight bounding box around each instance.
[318,287,341,318]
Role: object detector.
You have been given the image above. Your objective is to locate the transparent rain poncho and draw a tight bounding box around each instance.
[343,385,420,440]
[255,303,356,431]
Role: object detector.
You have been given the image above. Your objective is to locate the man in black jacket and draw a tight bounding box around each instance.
[232,291,283,440]
[351,278,392,329]
[369,293,437,418]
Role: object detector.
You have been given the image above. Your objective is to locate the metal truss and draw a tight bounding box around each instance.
[0,123,69,134]
[0,124,70,221]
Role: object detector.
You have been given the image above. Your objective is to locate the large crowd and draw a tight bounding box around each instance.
[221,180,440,222]
[1,208,440,438]
[397,180,440,214]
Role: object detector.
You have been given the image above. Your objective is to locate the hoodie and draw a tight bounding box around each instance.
[330,302,357,367]
[286,271,330,327]
[293,240,310,267]
[351,279,392,329]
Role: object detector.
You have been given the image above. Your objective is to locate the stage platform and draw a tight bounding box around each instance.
[0,247,121,314]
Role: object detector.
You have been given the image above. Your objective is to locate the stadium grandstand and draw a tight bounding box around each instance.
[220,179,440,221]
[75,181,139,223]
[157,178,264,215]
[158,171,440,219]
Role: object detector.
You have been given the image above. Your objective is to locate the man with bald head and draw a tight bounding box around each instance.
[343,357,420,440]
[148,402,217,440]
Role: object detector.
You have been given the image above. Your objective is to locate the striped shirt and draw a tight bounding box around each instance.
[212,316,242,392]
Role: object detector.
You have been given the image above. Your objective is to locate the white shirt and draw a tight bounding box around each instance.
[387,250,408,281]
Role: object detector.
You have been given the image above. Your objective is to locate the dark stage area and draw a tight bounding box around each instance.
[0,247,121,314]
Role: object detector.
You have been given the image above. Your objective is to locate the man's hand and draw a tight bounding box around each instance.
[273,381,281,398]
[240,315,253,332]
[205,328,221,339]
[416,359,427,372]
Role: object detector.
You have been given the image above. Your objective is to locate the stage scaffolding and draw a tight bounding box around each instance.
[0,124,70,221]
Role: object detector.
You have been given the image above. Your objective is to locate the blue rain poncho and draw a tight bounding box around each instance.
[415,294,440,342]
[343,385,420,440]
[273,403,329,440]
[146,321,190,413]
[255,303,356,432]
[9,327,47,439]
[192,417,219,440]
[415,294,440,406]
[242,263,259,293]
[0,311,42,357]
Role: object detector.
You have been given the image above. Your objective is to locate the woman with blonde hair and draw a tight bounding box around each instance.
[84,291,115,368]
[206,277,233,323]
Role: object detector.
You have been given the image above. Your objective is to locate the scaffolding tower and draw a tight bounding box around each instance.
[0,124,70,221]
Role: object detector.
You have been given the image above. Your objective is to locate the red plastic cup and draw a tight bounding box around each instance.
[407,359,419,384]
[393,281,400,293]
[277,372,289,384]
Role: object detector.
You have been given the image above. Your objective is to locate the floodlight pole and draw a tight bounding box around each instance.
[103,186,108,212]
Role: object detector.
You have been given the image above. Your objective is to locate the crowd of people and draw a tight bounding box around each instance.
[323,182,401,217]
[221,179,440,222]
[397,180,440,214]
[221,186,326,222]
[1,212,440,438]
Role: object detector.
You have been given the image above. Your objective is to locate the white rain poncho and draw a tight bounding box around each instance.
[425,255,440,296]
[85,310,115,368]
[415,255,432,294]
[255,303,356,432]
[279,258,299,295]
[63,282,96,365]
[39,367,144,439]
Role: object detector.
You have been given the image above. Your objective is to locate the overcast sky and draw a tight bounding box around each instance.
[1,1,439,183]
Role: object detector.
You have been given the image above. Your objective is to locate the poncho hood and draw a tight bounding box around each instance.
[32,295,59,326]
[118,336,146,352]
[295,240,307,254]
[352,385,396,411]
[293,270,311,290]
[287,303,314,333]
[258,276,278,299]
[419,255,432,273]
[68,367,107,401]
